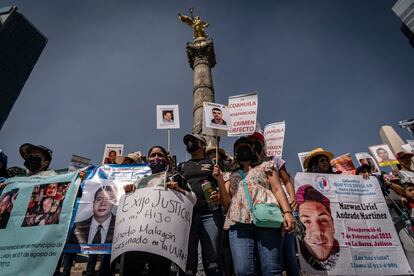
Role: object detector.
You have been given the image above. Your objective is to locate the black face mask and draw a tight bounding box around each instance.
[186,141,200,153]
[236,146,256,162]
[148,158,167,174]
[24,156,43,172]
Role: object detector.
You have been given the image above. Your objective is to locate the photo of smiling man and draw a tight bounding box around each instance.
[297,184,340,271]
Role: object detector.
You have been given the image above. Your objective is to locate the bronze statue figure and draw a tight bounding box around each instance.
[178,7,209,39]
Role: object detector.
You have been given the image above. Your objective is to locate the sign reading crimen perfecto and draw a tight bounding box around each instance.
[294,173,412,275]
[228,93,258,136]
[111,187,196,271]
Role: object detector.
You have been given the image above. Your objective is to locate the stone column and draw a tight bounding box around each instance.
[186,38,217,146]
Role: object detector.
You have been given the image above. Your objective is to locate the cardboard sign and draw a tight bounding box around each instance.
[355,152,381,174]
[111,187,196,270]
[69,155,91,172]
[369,144,399,167]
[203,102,230,131]
[102,144,124,165]
[295,173,412,275]
[264,121,285,157]
[228,93,258,137]
[156,105,180,129]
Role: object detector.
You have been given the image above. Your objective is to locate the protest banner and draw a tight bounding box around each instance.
[203,102,230,132]
[64,164,150,254]
[228,93,257,137]
[156,105,180,129]
[294,172,412,275]
[111,187,196,270]
[331,153,356,175]
[355,152,380,174]
[264,121,285,157]
[102,144,124,165]
[369,144,399,167]
[0,172,80,276]
[69,154,91,171]
[298,151,310,172]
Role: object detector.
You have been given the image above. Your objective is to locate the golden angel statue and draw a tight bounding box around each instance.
[178,8,209,39]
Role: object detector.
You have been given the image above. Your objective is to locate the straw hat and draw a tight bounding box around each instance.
[303,147,334,170]
[115,151,143,164]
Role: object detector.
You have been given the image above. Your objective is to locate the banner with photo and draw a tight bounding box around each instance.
[0,172,80,276]
[355,152,381,175]
[111,186,196,270]
[369,144,399,167]
[156,105,180,130]
[331,153,356,175]
[64,164,151,254]
[294,172,412,275]
[264,121,285,158]
[228,93,258,137]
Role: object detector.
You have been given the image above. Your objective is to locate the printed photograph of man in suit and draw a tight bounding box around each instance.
[68,185,117,245]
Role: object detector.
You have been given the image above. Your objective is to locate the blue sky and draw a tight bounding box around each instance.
[0,0,413,172]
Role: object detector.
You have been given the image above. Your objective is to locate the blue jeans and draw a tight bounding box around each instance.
[281,233,300,276]
[185,210,223,276]
[229,223,283,276]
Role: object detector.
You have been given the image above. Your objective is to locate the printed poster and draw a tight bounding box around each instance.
[294,172,412,275]
[369,144,399,167]
[264,121,285,158]
[156,105,180,129]
[228,93,258,137]
[111,186,196,271]
[102,144,124,165]
[64,164,150,254]
[0,172,80,276]
[330,153,356,175]
[355,152,380,175]
[203,102,230,131]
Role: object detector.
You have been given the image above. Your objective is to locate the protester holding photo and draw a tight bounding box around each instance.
[248,132,301,276]
[303,148,335,174]
[218,137,294,276]
[296,185,339,270]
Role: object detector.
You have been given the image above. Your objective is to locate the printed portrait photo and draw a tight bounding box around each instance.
[162,110,174,124]
[102,144,124,165]
[369,144,398,167]
[0,189,19,229]
[22,182,70,227]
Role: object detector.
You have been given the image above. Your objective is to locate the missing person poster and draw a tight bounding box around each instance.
[298,151,310,172]
[156,105,180,129]
[294,172,412,275]
[102,144,124,165]
[64,164,151,254]
[203,102,230,131]
[355,152,380,175]
[228,93,257,137]
[330,153,356,175]
[111,187,196,270]
[369,144,399,167]
[0,172,80,276]
[264,121,285,158]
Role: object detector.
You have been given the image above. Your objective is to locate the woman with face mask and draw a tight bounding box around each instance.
[215,137,295,276]
[122,145,187,275]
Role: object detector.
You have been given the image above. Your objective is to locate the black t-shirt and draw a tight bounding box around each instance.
[174,158,218,213]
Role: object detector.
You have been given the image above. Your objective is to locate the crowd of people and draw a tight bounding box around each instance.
[0,129,413,276]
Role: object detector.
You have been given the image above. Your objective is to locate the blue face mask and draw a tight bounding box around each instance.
[148,158,167,174]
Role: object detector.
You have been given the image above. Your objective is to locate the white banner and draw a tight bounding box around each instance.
[111,187,196,270]
[228,93,258,137]
[264,121,285,157]
[294,173,412,275]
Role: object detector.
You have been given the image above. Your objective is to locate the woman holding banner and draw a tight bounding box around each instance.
[303,148,335,174]
[122,145,188,276]
[217,137,295,276]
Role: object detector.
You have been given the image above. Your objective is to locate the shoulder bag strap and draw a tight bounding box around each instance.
[240,170,254,213]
